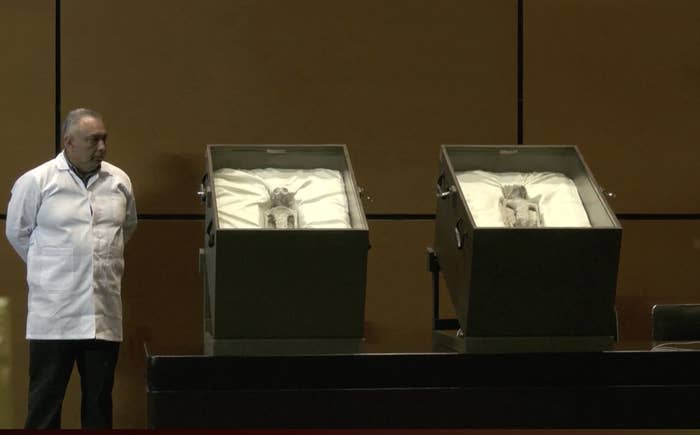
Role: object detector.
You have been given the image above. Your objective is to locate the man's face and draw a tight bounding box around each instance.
[65,116,107,173]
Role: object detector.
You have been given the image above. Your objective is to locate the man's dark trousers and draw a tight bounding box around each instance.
[25,339,120,429]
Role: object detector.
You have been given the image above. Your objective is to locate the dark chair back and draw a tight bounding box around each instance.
[652,304,700,341]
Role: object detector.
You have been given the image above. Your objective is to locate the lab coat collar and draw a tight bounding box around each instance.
[56,151,110,179]
[56,151,71,171]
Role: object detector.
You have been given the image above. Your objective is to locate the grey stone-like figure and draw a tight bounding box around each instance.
[499,184,542,227]
[265,187,298,229]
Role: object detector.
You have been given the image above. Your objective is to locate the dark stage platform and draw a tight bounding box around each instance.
[146,342,700,428]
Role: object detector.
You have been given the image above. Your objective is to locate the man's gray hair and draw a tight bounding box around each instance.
[61,108,103,139]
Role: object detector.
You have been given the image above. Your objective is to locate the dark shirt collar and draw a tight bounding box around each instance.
[63,152,101,186]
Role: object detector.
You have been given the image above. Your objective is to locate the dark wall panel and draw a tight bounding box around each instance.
[616,220,700,341]
[61,0,516,215]
[365,220,444,352]
[524,0,700,213]
[115,220,203,428]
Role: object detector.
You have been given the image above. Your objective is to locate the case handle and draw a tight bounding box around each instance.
[454,218,466,250]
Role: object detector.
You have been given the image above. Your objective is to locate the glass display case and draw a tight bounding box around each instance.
[432,145,621,352]
[200,144,368,354]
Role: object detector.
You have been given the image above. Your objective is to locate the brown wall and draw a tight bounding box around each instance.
[60,0,517,215]
[524,0,700,213]
[616,220,700,340]
[524,0,700,340]
[0,0,55,428]
[0,0,698,428]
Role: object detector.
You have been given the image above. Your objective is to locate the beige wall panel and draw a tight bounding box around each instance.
[62,0,516,215]
[524,0,700,213]
[616,220,700,341]
[0,2,55,207]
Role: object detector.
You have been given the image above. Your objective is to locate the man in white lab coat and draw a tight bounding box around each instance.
[5,108,137,428]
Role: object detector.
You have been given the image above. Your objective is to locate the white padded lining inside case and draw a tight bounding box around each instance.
[214,168,351,229]
[456,170,591,228]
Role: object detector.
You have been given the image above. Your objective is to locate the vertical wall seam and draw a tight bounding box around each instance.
[54,0,61,154]
[517,0,524,145]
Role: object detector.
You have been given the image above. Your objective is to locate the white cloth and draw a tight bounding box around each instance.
[5,152,137,341]
[456,170,591,227]
[214,168,350,229]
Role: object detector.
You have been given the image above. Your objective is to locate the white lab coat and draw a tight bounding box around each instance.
[5,152,137,341]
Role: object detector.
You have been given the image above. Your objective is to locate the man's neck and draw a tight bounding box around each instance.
[63,151,100,184]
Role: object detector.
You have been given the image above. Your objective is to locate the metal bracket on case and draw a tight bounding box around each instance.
[197,173,212,205]
[436,173,456,199]
[602,188,617,199]
[454,218,466,250]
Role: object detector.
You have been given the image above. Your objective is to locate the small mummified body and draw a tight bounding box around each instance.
[499,184,542,227]
[265,187,298,229]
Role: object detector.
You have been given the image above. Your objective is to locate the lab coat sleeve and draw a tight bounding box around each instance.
[5,173,41,263]
[123,180,138,243]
